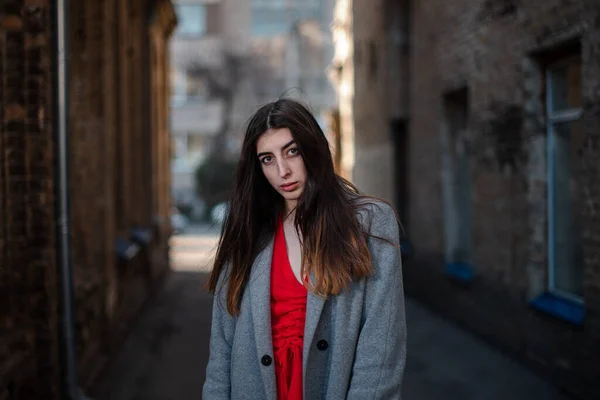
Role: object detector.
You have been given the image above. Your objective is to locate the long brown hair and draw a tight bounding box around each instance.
[208,98,378,315]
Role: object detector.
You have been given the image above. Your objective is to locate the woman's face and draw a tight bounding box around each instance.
[256,127,307,212]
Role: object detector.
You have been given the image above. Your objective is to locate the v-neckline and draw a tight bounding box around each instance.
[278,217,305,287]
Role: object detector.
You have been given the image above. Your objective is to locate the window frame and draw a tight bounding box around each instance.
[545,56,584,303]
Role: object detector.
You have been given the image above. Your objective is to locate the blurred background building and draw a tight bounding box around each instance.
[169,0,253,219]
[251,0,336,121]
[331,1,600,399]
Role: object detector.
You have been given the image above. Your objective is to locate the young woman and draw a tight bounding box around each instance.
[202,99,407,400]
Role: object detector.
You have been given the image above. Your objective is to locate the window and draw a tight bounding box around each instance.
[175,4,206,37]
[252,0,285,7]
[251,7,289,36]
[546,55,584,299]
[172,134,189,161]
[171,132,210,170]
[170,69,209,105]
[250,1,321,36]
[441,88,473,281]
[183,69,209,101]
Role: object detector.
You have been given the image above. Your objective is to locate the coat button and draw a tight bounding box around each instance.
[261,355,272,366]
[316,339,329,351]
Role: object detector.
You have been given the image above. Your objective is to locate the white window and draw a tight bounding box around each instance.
[175,4,206,37]
[546,55,584,299]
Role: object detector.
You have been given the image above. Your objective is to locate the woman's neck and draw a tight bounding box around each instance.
[284,205,296,221]
[285,199,297,216]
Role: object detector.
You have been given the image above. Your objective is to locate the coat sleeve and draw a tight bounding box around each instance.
[346,202,407,399]
[202,267,236,400]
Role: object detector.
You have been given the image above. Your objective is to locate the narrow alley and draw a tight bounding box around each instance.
[3,1,599,398]
[92,227,569,400]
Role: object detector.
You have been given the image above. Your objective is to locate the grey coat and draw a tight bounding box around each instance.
[202,201,407,399]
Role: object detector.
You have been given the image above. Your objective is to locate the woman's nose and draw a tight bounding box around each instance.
[277,159,290,178]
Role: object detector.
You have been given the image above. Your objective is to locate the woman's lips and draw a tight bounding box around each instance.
[280,182,299,192]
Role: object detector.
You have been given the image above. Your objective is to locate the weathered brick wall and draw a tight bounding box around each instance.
[68,0,113,381]
[400,0,600,398]
[0,1,59,398]
[67,0,173,387]
[0,0,174,397]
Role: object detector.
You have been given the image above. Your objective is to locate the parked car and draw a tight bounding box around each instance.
[171,209,189,234]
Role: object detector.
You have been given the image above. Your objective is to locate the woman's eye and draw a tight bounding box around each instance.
[261,156,273,164]
[288,148,299,156]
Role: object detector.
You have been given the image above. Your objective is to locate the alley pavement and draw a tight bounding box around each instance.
[93,225,570,400]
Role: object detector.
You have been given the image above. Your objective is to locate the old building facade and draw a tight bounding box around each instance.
[0,0,176,398]
[331,0,600,398]
[169,0,253,215]
[251,0,337,127]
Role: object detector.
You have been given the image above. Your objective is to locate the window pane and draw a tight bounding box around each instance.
[548,57,582,113]
[170,69,188,105]
[252,8,289,36]
[185,72,208,101]
[172,134,188,160]
[175,5,206,36]
[550,119,584,296]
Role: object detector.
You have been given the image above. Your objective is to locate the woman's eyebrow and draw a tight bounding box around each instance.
[257,140,296,158]
[257,150,271,158]
[281,140,296,150]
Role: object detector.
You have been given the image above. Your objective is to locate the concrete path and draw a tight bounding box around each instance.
[402,302,569,400]
[93,226,569,400]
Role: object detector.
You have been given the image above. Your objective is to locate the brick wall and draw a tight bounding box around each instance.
[398,0,600,398]
[0,0,175,398]
[67,0,175,388]
[0,1,60,398]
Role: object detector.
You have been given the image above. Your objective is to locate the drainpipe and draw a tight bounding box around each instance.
[51,0,80,399]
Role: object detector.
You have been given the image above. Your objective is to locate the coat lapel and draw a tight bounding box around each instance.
[302,272,326,377]
[249,238,277,400]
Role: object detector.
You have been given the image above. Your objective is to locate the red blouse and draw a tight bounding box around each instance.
[270,218,308,400]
